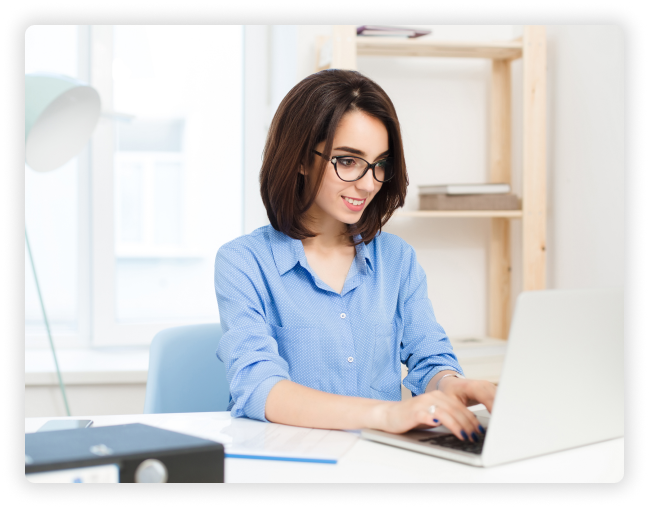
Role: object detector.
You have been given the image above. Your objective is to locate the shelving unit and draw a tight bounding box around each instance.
[316,26,547,342]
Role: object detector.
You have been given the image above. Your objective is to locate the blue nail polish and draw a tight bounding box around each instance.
[433,419,439,423]
[478,424,485,434]
[471,432,478,442]
[461,430,468,440]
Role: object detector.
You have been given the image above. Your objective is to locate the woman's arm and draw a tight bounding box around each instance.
[266,377,487,440]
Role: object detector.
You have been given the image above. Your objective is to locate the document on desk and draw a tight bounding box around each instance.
[153,413,359,464]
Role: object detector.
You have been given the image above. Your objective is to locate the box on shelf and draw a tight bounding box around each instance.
[419,193,521,211]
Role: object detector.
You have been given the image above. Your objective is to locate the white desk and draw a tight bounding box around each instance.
[25,412,623,483]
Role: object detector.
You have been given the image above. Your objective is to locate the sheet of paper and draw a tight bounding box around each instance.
[222,418,359,462]
[151,413,358,463]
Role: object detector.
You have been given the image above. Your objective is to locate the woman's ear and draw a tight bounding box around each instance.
[299,164,307,176]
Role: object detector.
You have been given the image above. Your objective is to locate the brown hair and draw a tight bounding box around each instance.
[259,69,408,245]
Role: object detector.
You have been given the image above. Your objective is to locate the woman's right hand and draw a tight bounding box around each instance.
[375,390,485,442]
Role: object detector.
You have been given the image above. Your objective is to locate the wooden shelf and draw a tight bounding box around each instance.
[356,37,523,60]
[394,210,523,219]
[320,26,546,340]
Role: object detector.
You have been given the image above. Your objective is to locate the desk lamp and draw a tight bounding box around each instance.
[25,72,101,416]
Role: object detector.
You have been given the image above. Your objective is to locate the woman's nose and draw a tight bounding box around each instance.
[355,168,376,193]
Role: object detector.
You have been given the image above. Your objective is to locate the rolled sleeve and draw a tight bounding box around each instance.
[399,246,464,396]
[215,244,291,422]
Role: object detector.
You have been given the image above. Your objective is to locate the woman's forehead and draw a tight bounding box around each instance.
[332,111,389,154]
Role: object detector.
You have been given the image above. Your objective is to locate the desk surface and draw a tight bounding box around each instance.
[25,412,623,483]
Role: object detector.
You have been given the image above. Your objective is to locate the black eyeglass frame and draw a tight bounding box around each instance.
[312,150,394,183]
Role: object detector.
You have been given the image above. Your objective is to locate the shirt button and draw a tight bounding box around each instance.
[347,356,354,363]
[340,313,346,319]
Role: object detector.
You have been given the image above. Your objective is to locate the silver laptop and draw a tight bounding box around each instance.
[361,288,624,467]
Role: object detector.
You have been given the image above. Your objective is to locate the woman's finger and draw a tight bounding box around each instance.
[443,397,483,441]
[423,394,481,441]
[462,380,496,413]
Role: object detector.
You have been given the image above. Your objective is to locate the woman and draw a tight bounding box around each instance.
[215,69,496,443]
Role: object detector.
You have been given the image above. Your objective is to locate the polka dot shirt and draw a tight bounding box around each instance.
[214,224,463,422]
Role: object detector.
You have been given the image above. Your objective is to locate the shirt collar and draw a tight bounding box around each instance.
[269,227,304,276]
[269,226,374,277]
[353,235,373,275]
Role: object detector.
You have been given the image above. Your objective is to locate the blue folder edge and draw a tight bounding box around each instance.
[225,453,336,464]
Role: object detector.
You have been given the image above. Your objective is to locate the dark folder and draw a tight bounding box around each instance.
[25,423,224,483]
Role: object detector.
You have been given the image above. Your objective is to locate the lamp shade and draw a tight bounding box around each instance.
[25,72,101,172]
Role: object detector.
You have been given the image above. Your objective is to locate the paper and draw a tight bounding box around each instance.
[222,418,358,463]
[152,412,359,464]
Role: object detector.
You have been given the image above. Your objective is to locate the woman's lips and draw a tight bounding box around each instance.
[342,196,366,212]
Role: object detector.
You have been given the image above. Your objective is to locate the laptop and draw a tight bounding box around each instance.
[361,288,624,467]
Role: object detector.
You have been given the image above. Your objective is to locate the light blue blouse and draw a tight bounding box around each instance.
[214,224,463,422]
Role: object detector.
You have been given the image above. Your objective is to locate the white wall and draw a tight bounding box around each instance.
[544,25,624,290]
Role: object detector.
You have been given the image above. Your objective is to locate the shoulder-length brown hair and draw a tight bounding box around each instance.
[259,69,408,245]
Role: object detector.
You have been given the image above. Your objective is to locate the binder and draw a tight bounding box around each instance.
[25,423,224,483]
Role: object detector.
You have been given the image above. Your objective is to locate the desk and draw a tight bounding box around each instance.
[25,412,623,483]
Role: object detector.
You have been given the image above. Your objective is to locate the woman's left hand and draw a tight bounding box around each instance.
[438,377,497,413]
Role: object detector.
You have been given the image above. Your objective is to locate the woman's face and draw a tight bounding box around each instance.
[307,110,389,228]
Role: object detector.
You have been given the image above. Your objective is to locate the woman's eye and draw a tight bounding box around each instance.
[339,158,356,167]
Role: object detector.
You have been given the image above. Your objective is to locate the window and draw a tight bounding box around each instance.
[25,25,84,348]
[25,25,244,347]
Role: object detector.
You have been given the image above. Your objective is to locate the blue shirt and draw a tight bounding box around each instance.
[214,224,463,422]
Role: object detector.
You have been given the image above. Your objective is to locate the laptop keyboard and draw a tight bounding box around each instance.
[417,430,487,455]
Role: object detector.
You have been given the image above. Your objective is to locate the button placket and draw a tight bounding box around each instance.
[340,312,354,363]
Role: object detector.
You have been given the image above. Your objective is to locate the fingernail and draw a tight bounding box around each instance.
[461,430,468,441]
[433,419,439,423]
[478,424,485,434]
[471,432,478,442]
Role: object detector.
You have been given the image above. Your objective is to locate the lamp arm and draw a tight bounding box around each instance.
[25,228,71,417]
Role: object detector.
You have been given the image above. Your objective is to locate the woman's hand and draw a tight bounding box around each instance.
[438,377,497,413]
[374,389,486,442]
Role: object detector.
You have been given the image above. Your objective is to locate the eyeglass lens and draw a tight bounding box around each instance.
[334,156,394,182]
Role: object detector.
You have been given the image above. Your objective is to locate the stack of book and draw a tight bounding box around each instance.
[418,183,521,211]
[356,25,431,38]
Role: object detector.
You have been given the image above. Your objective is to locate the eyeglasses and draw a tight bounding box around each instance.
[312,150,394,183]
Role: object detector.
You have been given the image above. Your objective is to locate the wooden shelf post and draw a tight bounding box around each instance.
[522,26,547,291]
[332,26,357,70]
[488,58,513,339]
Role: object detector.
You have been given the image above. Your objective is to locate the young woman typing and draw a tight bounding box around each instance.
[215,69,496,443]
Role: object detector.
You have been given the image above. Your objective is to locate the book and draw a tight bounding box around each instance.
[419,183,511,195]
[356,25,431,38]
[419,193,521,211]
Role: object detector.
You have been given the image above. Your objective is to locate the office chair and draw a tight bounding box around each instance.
[144,323,230,414]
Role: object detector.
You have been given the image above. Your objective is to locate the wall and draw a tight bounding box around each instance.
[543,25,624,290]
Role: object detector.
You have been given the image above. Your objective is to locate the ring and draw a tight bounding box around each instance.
[428,405,436,415]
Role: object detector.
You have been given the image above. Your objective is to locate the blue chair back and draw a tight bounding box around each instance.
[144,323,230,414]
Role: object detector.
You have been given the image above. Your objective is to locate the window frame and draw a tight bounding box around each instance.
[89,25,249,346]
